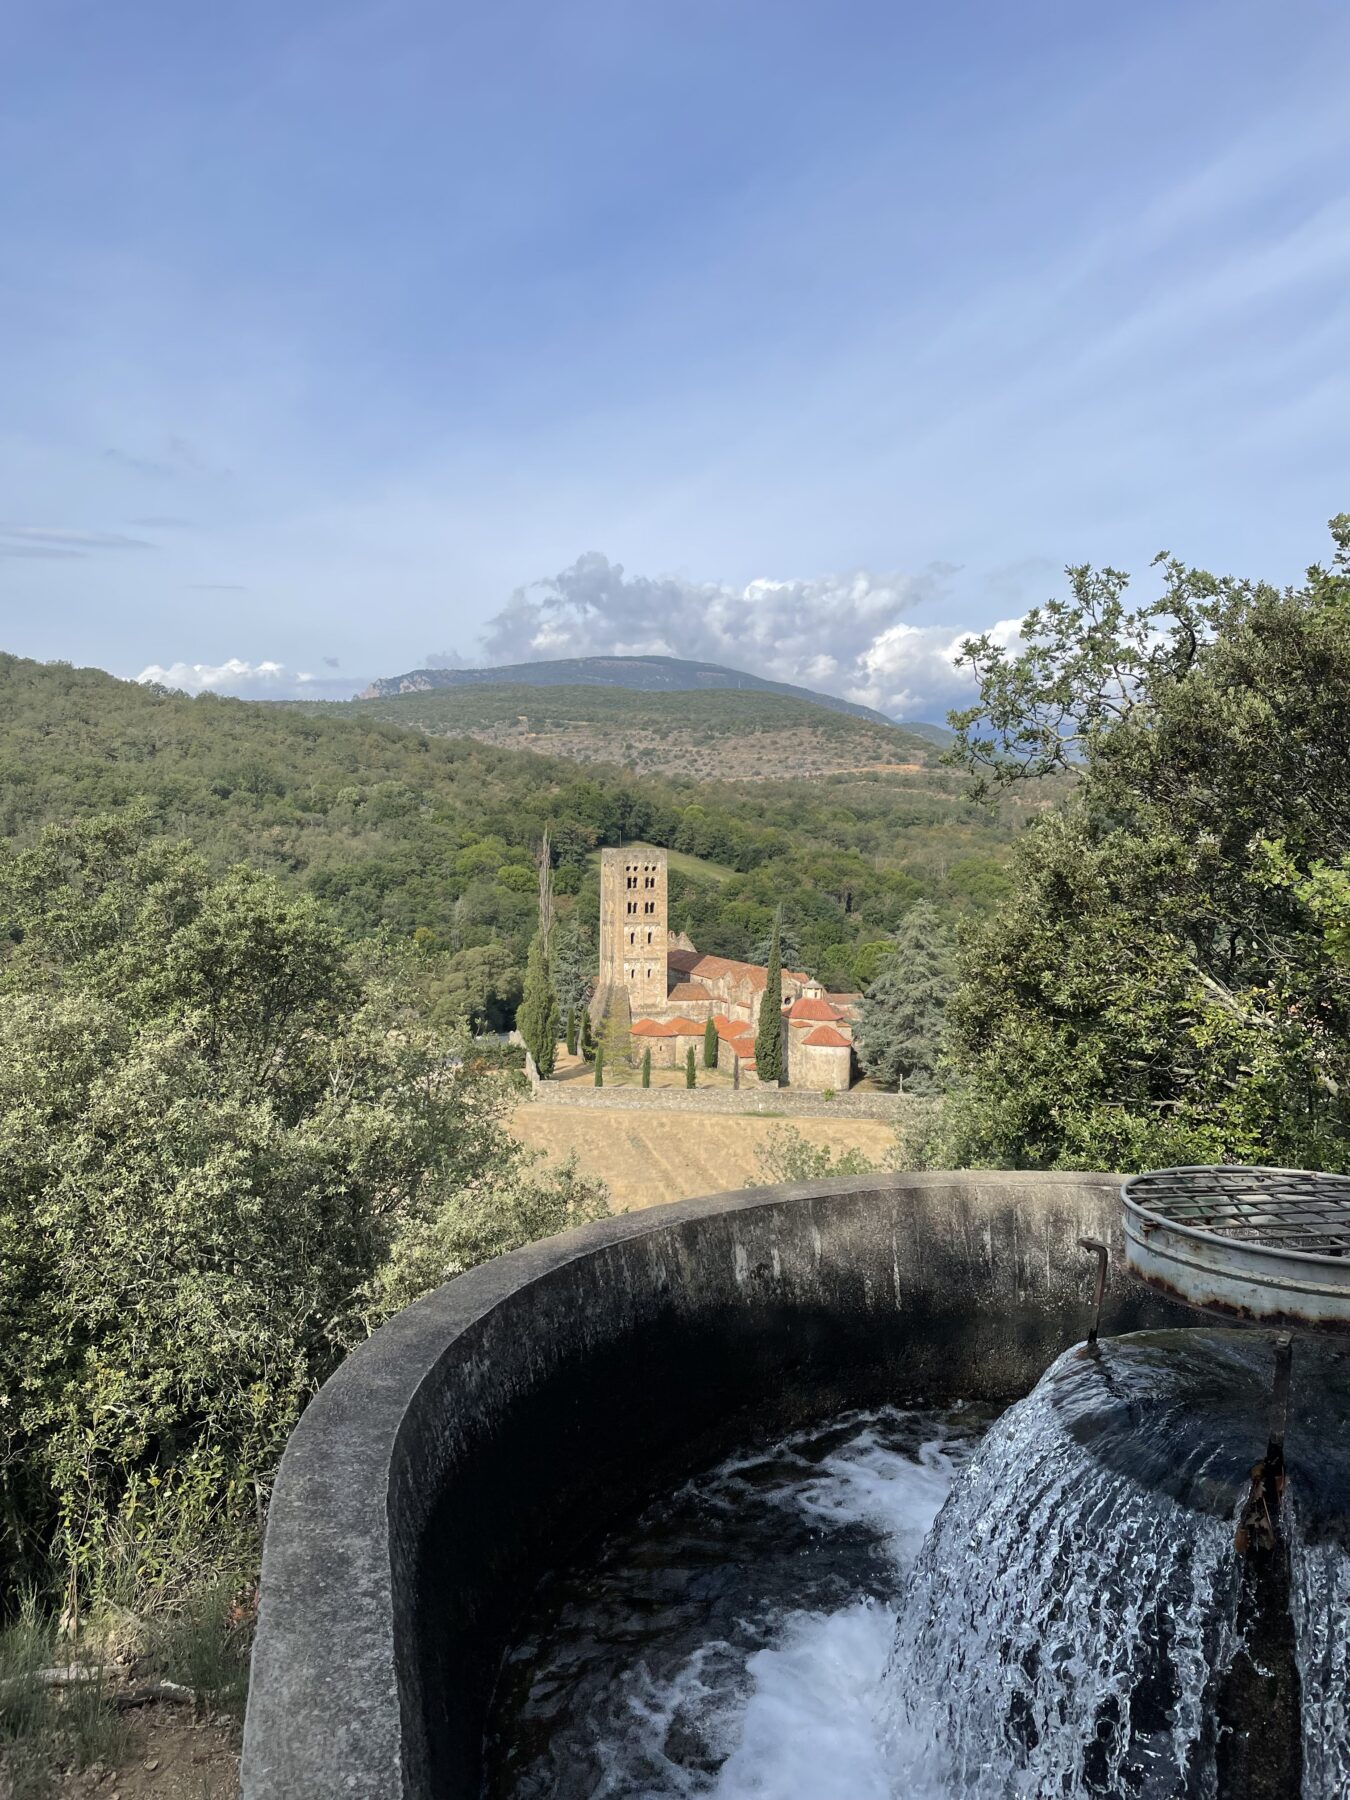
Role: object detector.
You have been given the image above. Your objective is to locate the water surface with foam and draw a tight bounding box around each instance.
[482,1403,998,1800]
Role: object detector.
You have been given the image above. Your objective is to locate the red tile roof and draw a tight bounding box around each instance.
[667,980,712,1001]
[712,1015,751,1040]
[667,948,813,992]
[632,1018,678,1037]
[787,996,842,1023]
[803,1025,852,1048]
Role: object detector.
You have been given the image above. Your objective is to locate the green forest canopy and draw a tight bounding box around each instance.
[0,654,1033,1018]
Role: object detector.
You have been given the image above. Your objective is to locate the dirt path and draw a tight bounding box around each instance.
[52,1706,238,1799]
[511,1102,896,1208]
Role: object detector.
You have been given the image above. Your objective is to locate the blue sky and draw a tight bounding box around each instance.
[2,0,1348,716]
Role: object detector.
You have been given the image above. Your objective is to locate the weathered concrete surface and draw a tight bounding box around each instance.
[242,1171,1186,1800]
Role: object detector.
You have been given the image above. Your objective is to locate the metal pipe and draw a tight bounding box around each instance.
[1267,1332,1293,1470]
[1078,1238,1108,1346]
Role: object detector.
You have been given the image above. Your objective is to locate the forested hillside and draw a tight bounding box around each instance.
[0,654,1037,1024]
[336,682,937,779]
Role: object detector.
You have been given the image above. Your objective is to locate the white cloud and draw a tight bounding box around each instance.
[850,617,1026,718]
[134,658,362,700]
[477,552,1010,719]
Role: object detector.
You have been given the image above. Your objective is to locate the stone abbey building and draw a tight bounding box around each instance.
[595,846,856,1090]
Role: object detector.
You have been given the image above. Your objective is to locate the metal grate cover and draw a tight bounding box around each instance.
[1122,1165,1350,1332]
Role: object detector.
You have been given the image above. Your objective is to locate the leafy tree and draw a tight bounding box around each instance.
[852,939,899,989]
[703,1016,718,1069]
[942,517,1350,1171]
[853,902,955,1093]
[755,908,785,1083]
[365,1153,607,1323]
[641,1047,652,1087]
[685,1046,696,1088]
[424,941,522,1033]
[0,815,608,1609]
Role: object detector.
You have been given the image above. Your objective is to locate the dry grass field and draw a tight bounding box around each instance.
[510,1102,897,1210]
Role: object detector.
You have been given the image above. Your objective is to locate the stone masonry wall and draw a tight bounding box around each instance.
[521,1068,909,1120]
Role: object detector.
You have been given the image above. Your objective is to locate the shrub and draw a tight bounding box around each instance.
[0,815,609,1615]
[754,1125,881,1183]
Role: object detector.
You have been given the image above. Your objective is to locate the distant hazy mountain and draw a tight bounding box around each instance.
[360,653,915,726]
[889,718,956,747]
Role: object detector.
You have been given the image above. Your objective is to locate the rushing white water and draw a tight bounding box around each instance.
[1290,1521,1350,1796]
[486,1406,988,1799]
[882,1349,1240,1798]
[702,1422,962,1800]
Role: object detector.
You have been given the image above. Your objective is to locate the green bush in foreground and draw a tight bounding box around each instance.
[0,813,607,1617]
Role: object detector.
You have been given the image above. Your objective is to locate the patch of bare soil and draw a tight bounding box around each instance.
[54,1707,238,1800]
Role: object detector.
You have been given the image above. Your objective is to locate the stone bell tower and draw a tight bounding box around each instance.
[598,846,668,1015]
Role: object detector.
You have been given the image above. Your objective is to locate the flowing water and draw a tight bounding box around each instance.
[485,1331,1350,1798]
[482,1403,1000,1799]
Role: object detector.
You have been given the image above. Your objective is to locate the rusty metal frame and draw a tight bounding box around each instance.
[1121,1165,1350,1333]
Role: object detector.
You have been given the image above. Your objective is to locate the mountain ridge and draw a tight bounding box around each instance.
[359,652,948,735]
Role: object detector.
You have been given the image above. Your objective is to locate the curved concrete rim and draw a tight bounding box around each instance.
[243,1169,1165,1800]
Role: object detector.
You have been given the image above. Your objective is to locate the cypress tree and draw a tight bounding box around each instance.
[594,1045,605,1087]
[703,1016,718,1069]
[685,1046,696,1088]
[518,933,558,1076]
[517,837,560,1075]
[580,1008,595,1063]
[641,1047,652,1088]
[565,1007,577,1056]
[755,907,785,1083]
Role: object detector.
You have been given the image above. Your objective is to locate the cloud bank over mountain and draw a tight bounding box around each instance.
[478,553,1023,718]
[133,553,1029,717]
[136,658,361,700]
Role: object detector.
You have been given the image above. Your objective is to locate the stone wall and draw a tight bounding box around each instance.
[524,1065,907,1117]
